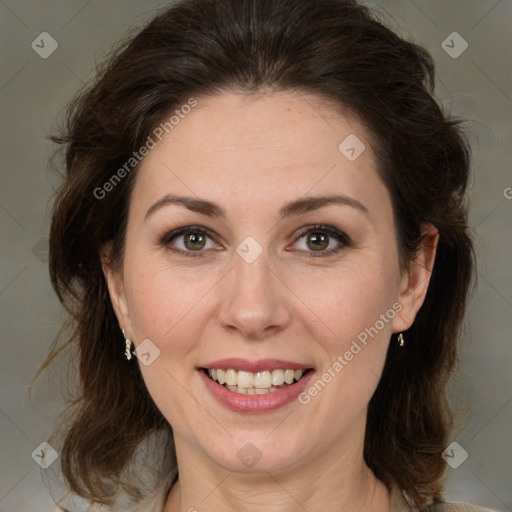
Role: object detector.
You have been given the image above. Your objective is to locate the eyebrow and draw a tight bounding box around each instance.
[144,193,369,222]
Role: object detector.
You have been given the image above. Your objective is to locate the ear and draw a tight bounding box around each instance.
[391,223,439,333]
[100,242,133,337]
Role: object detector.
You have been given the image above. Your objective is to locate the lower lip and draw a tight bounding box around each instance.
[198,369,315,413]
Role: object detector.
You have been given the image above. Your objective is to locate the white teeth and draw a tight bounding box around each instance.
[225,369,237,386]
[254,370,272,388]
[206,367,308,394]
[271,369,285,385]
[237,371,254,388]
[217,369,226,385]
[284,369,295,384]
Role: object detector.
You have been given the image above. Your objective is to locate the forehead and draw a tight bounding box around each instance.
[130,91,390,224]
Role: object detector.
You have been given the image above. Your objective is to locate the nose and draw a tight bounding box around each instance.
[217,248,292,340]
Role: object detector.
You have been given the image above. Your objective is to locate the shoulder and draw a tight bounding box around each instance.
[390,486,500,512]
[424,501,501,512]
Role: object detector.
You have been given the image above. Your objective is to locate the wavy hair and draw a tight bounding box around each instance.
[31,0,474,509]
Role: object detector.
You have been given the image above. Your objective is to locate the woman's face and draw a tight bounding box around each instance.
[104,91,435,474]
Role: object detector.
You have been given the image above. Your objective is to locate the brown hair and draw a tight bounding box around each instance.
[31,0,474,509]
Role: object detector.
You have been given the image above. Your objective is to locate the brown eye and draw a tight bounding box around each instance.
[306,232,329,251]
[291,225,351,257]
[183,232,206,250]
[160,226,221,257]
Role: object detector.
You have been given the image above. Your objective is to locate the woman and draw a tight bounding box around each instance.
[32,0,498,511]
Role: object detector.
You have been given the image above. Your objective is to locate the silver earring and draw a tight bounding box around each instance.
[398,333,405,347]
[122,329,135,360]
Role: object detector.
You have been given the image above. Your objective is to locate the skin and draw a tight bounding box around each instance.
[102,91,438,512]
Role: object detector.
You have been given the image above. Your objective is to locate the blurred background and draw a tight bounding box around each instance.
[0,0,510,510]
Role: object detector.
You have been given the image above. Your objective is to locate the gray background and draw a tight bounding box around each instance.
[0,1,510,511]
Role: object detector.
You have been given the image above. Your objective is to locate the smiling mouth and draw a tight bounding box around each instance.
[202,367,314,395]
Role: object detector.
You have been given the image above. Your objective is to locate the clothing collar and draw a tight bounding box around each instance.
[390,485,417,512]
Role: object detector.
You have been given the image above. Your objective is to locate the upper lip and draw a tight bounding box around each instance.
[200,358,314,372]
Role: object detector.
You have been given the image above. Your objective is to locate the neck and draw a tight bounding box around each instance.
[163,428,390,512]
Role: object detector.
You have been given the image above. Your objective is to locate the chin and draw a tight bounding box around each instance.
[202,430,311,475]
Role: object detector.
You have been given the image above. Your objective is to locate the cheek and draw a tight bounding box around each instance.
[292,254,400,341]
[294,262,398,429]
[122,256,217,425]
[123,252,218,341]
[124,242,400,354]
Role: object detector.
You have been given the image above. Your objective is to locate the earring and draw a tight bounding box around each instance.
[122,329,135,360]
[398,333,405,347]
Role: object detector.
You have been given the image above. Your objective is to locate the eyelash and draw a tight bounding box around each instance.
[159,224,351,259]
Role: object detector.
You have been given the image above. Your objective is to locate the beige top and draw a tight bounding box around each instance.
[388,485,499,512]
[119,477,500,512]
